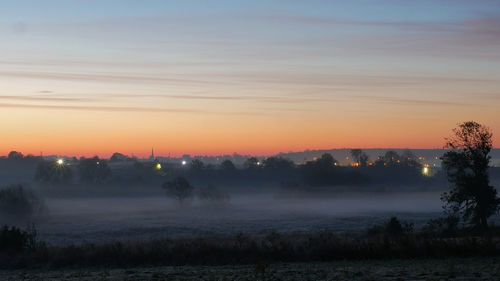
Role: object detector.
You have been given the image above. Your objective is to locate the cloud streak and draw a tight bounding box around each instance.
[0,95,89,102]
[0,71,226,86]
[0,102,284,116]
[352,95,474,107]
[0,102,203,113]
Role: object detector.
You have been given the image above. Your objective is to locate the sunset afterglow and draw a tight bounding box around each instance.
[1,1,499,157]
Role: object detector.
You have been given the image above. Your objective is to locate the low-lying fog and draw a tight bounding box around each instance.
[34,191,445,245]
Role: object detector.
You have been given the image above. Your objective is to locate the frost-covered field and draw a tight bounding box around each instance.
[35,192,445,245]
[1,257,499,280]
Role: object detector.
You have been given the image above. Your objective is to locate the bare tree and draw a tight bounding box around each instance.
[162,177,194,205]
[350,149,369,167]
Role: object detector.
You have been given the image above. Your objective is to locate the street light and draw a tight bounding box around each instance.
[422,165,430,176]
[56,159,64,165]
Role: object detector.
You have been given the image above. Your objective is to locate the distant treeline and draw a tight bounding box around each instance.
[3,149,500,192]
[0,149,453,190]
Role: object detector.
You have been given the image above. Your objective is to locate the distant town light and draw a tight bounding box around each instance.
[156,163,162,170]
[182,160,187,166]
[423,164,430,176]
[96,161,100,165]
[56,159,64,165]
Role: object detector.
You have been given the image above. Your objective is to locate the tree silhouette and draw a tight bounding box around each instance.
[243,157,260,169]
[316,153,337,168]
[78,157,111,184]
[302,153,338,186]
[35,159,73,184]
[220,159,236,171]
[350,149,369,167]
[7,151,24,160]
[383,151,400,167]
[262,157,295,170]
[162,177,194,205]
[400,150,422,169]
[110,152,129,162]
[190,159,204,171]
[441,121,500,229]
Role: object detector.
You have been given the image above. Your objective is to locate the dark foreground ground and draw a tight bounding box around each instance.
[1,257,499,281]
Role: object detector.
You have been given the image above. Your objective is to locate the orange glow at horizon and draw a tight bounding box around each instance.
[1,106,498,158]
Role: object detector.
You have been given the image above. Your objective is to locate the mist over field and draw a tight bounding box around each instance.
[1,148,499,249]
[1,149,500,246]
[32,191,443,244]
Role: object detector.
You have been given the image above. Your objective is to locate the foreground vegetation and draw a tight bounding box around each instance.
[1,217,499,270]
[1,257,499,280]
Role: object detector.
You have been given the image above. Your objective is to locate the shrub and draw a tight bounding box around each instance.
[0,224,41,253]
[423,216,459,237]
[199,184,230,204]
[0,185,47,219]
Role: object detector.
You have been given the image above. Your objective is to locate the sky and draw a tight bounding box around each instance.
[1,0,499,157]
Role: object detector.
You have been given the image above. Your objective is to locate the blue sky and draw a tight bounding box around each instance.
[1,0,496,22]
[1,0,499,156]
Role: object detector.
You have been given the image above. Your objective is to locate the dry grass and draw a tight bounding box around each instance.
[0,257,499,280]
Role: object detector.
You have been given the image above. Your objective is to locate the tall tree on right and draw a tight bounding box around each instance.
[441,121,499,229]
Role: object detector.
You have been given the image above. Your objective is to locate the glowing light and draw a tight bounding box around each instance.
[422,164,430,176]
[56,159,64,165]
[182,160,187,166]
[96,161,100,165]
[156,163,162,170]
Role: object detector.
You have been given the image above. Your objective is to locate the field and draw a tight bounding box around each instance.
[1,257,499,280]
[36,191,444,245]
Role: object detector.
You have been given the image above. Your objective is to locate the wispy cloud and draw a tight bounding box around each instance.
[0,102,281,116]
[98,93,327,104]
[0,95,89,102]
[352,95,474,107]
[0,102,200,113]
[0,71,225,86]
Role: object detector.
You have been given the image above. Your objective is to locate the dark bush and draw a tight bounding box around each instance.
[0,224,40,254]
[199,184,230,204]
[0,185,47,219]
[423,216,459,237]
